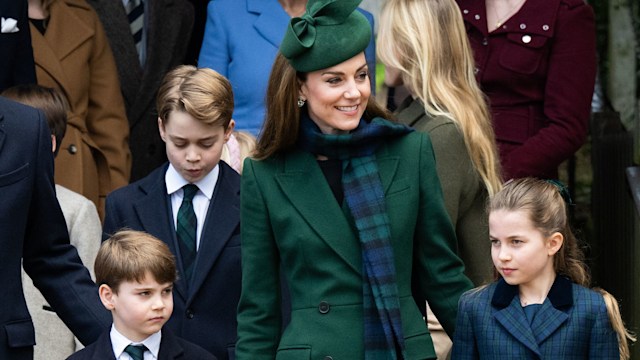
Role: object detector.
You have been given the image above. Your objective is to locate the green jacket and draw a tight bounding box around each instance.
[236,131,473,360]
[396,97,494,286]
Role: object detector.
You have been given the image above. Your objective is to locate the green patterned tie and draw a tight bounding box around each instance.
[177,184,198,284]
[124,344,147,360]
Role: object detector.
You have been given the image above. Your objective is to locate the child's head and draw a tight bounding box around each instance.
[1,84,69,157]
[488,178,589,287]
[220,130,256,174]
[156,65,235,183]
[96,230,177,341]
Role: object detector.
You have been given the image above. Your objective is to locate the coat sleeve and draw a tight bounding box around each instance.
[451,291,479,360]
[198,0,230,76]
[589,294,620,358]
[22,110,110,346]
[85,10,131,190]
[412,133,474,337]
[504,2,596,178]
[235,159,282,360]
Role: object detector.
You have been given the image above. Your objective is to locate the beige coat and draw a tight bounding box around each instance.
[21,185,102,360]
[30,0,131,219]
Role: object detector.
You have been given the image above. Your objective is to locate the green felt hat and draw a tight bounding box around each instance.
[280,0,371,72]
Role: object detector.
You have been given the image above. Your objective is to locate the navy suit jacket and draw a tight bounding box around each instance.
[67,328,216,360]
[0,0,36,91]
[103,162,241,360]
[0,97,110,359]
[452,276,619,359]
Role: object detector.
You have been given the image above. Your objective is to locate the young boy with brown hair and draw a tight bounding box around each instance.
[68,230,215,359]
[103,65,240,359]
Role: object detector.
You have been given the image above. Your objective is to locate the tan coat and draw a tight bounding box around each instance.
[30,0,131,219]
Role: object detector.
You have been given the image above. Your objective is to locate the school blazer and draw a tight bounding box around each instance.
[66,328,216,360]
[236,131,474,360]
[452,276,619,359]
[103,162,241,360]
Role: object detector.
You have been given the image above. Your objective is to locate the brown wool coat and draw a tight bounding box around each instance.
[30,0,131,219]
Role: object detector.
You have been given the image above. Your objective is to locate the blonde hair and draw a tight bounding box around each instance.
[96,230,177,293]
[489,178,635,358]
[156,65,234,128]
[377,0,501,196]
[220,130,257,174]
[595,288,635,359]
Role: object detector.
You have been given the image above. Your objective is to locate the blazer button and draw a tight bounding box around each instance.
[68,144,77,154]
[324,357,333,360]
[186,309,194,319]
[318,301,330,314]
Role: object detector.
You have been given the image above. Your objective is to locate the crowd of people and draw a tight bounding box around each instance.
[0,0,634,359]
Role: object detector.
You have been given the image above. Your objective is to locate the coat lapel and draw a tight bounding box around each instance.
[133,167,189,300]
[188,164,240,301]
[491,279,542,356]
[531,276,572,344]
[248,0,290,49]
[276,146,400,274]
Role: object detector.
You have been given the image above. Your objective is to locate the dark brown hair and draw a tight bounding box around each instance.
[1,84,69,156]
[254,52,392,160]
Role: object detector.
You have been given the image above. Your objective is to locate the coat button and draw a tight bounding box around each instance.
[186,309,194,319]
[68,144,77,154]
[519,23,526,30]
[522,35,532,44]
[481,38,488,46]
[318,301,330,314]
[542,24,550,31]
[474,14,480,20]
[324,357,333,360]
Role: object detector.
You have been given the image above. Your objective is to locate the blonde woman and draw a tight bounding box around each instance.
[378,0,502,357]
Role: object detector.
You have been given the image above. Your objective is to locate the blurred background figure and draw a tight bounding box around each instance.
[28,0,131,219]
[455,0,597,180]
[0,0,36,91]
[87,0,194,181]
[378,0,502,357]
[220,130,257,174]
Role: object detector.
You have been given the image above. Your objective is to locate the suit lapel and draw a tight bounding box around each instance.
[276,147,400,273]
[133,167,189,300]
[188,165,240,300]
[248,0,290,48]
[493,297,542,356]
[158,329,184,360]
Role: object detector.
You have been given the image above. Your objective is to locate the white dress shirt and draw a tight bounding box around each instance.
[110,324,161,360]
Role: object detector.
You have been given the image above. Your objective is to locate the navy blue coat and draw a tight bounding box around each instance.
[0,98,110,359]
[67,328,216,360]
[103,162,241,360]
[0,0,36,91]
[452,276,619,359]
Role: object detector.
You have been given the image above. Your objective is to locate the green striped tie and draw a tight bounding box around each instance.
[177,184,198,284]
[124,344,147,360]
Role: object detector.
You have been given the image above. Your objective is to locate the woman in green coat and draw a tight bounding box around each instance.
[236,1,473,359]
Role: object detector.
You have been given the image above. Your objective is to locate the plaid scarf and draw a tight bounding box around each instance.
[299,113,412,359]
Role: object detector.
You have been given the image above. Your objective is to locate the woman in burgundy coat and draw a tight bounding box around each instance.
[456,0,596,180]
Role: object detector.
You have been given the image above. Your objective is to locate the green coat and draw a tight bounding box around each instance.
[396,97,494,286]
[236,131,473,360]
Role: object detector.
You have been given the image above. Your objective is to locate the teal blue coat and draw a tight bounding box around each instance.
[236,131,473,359]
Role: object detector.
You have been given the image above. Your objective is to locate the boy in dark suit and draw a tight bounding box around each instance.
[103,65,240,359]
[68,230,215,360]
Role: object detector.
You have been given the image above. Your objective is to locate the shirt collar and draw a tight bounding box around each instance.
[165,163,219,200]
[110,324,162,358]
[491,275,574,310]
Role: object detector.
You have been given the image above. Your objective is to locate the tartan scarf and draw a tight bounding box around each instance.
[298,113,412,359]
